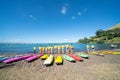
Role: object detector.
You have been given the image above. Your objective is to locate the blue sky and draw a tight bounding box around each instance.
[0,0,120,43]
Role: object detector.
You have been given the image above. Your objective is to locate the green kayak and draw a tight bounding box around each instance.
[63,55,75,62]
[76,52,89,59]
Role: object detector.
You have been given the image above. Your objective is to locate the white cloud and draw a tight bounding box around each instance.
[28,14,37,20]
[61,4,69,15]
[72,16,76,19]
[61,6,67,15]
[78,12,82,16]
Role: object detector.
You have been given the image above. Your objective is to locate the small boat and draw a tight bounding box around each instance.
[0,57,9,62]
[76,52,89,59]
[69,54,83,61]
[41,54,49,60]
[112,51,120,55]
[3,55,32,63]
[55,55,63,65]
[98,51,112,54]
[63,54,75,62]
[43,55,54,66]
[25,54,42,62]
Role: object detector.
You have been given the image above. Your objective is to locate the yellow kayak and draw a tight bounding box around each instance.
[112,52,120,54]
[98,51,120,54]
[44,55,54,66]
[98,51,113,54]
[55,55,63,65]
[41,54,49,60]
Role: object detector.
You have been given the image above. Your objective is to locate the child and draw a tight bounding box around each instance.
[66,43,69,54]
[70,44,74,54]
[61,44,65,54]
[41,46,45,54]
[38,45,41,54]
[54,44,57,54]
[33,46,37,54]
[91,45,95,52]
[58,44,61,54]
[51,46,53,54]
[86,45,90,52]
[47,45,51,54]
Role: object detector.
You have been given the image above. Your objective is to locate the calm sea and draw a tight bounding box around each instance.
[0,43,120,54]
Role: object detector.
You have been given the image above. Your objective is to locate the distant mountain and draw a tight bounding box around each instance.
[109,23,120,30]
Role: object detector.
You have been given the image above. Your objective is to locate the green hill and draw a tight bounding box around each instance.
[77,23,120,43]
[109,23,120,30]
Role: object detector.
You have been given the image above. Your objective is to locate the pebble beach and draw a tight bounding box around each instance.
[0,53,120,80]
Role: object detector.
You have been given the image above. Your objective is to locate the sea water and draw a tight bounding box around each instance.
[0,43,120,54]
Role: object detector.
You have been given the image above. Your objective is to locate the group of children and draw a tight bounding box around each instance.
[33,44,74,54]
[86,45,95,52]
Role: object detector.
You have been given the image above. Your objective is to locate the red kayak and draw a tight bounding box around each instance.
[69,54,83,61]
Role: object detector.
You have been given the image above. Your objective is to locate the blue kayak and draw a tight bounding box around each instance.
[0,57,9,62]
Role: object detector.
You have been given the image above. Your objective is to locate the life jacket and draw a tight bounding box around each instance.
[58,45,61,50]
[86,45,89,48]
[91,45,94,48]
[66,45,69,48]
[61,45,64,49]
[33,47,37,50]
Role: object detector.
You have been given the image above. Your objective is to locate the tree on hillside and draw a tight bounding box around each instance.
[77,37,90,43]
[95,29,105,37]
[114,29,120,37]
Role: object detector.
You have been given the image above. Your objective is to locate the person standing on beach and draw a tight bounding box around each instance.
[38,45,41,54]
[86,45,90,53]
[58,44,61,54]
[66,43,69,54]
[45,46,48,54]
[51,46,53,54]
[41,46,45,54]
[70,44,74,54]
[47,45,51,54]
[91,45,95,52]
[54,44,57,54]
[33,46,37,54]
[110,44,114,50]
[61,44,65,54]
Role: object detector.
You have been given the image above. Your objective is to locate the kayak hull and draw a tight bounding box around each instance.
[76,53,89,59]
[3,55,32,63]
[25,54,43,62]
[63,55,75,62]
[55,55,63,65]
[44,55,54,66]
[41,54,49,60]
[0,57,9,62]
[69,54,83,61]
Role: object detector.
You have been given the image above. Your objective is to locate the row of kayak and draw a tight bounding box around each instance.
[0,53,89,66]
[43,53,89,66]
